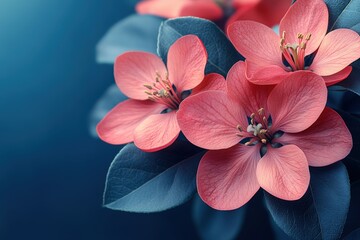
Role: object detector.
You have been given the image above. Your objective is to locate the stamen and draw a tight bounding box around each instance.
[143,84,153,90]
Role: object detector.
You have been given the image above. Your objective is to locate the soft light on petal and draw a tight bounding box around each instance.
[279,0,328,55]
[97,99,166,144]
[177,91,250,150]
[134,111,180,152]
[180,1,223,20]
[227,61,273,116]
[228,21,283,66]
[310,29,360,76]
[167,35,207,93]
[136,0,185,18]
[256,145,310,200]
[322,66,353,86]
[268,72,327,133]
[197,144,261,210]
[191,73,226,95]
[115,52,167,100]
[279,107,352,167]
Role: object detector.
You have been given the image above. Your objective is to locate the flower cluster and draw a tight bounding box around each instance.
[97,0,359,211]
[96,0,360,239]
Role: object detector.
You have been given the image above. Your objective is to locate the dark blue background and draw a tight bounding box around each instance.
[0,1,197,239]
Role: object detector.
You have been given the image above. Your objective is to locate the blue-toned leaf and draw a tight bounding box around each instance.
[88,84,127,137]
[344,229,360,240]
[342,181,360,237]
[96,14,164,64]
[103,141,204,212]
[265,162,350,240]
[338,66,360,96]
[192,194,246,240]
[325,0,360,33]
[157,17,243,77]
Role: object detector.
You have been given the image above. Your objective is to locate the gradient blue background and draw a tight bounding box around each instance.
[0,1,276,239]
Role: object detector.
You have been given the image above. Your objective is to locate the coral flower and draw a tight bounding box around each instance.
[96,35,209,152]
[177,61,352,210]
[136,0,291,28]
[228,0,360,86]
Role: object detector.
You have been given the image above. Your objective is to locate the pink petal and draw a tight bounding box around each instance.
[310,29,360,76]
[268,71,327,133]
[177,91,250,150]
[115,52,167,100]
[256,145,310,200]
[197,144,261,210]
[136,0,186,18]
[134,111,180,152]
[167,35,207,93]
[180,1,223,20]
[227,21,283,66]
[191,73,226,95]
[97,99,166,144]
[322,66,353,86]
[279,0,328,55]
[279,107,352,167]
[226,61,273,116]
[245,61,291,85]
[227,0,291,29]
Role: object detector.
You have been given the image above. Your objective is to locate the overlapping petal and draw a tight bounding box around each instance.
[114,52,167,100]
[177,91,250,150]
[167,35,207,93]
[197,144,261,210]
[191,73,226,95]
[279,0,328,55]
[180,1,223,20]
[245,61,290,85]
[321,66,352,86]
[310,29,360,76]
[279,107,352,167]
[268,72,327,133]
[134,111,180,152]
[256,145,310,200]
[97,99,166,144]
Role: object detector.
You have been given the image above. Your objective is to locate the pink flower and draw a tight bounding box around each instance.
[228,0,360,86]
[96,35,213,152]
[136,0,291,28]
[177,61,353,210]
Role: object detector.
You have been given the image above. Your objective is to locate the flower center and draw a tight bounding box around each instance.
[144,72,181,110]
[280,31,311,71]
[237,108,272,146]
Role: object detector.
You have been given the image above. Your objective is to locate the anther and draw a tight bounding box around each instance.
[258,108,264,115]
[236,124,243,131]
[145,91,152,95]
[143,84,153,90]
[297,33,303,39]
[282,31,286,39]
[261,139,267,144]
[305,33,311,40]
[259,129,267,134]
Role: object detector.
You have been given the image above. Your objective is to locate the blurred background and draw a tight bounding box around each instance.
[0,0,200,239]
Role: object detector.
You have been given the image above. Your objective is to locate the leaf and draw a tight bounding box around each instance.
[342,181,360,237]
[96,14,164,64]
[344,229,360,240]
[265,162,350,240]
[325,0,360,33]
[88,84,127,138]
[192,194,247,240]
[157,17,243,77]
[103,141,204,212]
[337,65,360,97]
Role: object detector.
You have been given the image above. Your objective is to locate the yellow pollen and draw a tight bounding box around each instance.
[297,33,304,39]
[143,84,153,90]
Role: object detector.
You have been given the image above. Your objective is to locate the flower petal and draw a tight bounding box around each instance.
[245,61,291,85]
[279,0,328,55]
[227,61,273,116]
[228,21,283,66]
[279,107,352,167]
[227,0,291,29]
[191,73,226,95]
[134,111,180,152]
[177,91,250,150]
[167,35,207,93]
[322,66,353,86]
[268,71,327,133]
[180,1,223,20]
[136,0,185,18]
[97,99,166,144]
[197,144,261,210]
[115,52,167,100]
[310,29,360,76]
[256,145,310,200]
